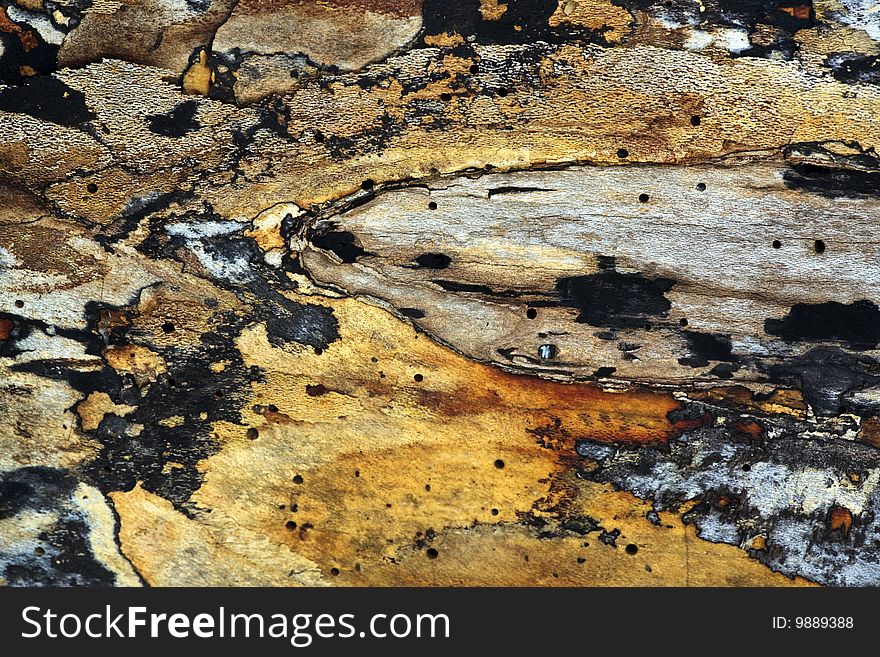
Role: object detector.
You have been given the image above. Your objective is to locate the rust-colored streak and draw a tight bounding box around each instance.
[0,7,38,52]
[828,506,853,537]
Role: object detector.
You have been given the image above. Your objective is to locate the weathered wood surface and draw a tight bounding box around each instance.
[2,0,880,586]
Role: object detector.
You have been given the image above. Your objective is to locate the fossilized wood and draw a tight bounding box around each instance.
[3,0,880,588]
[300,153,880,391]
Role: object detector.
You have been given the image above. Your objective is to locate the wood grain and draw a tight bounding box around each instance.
[2,0,880,587]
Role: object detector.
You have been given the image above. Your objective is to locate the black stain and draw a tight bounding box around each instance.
[487,186,554,197]
[82,309,261,509]
[422,0,614,46]
[555,269,675,328]
[783,163,880,198]
[414,253,451,269]
[312,230,368,263]
[400,307,426,318]
[765,300,880,349]
[826,53,880,86]
[615,0,812,60]
[432,280,495,294]
[767,347,879,417]
[0,467,117,586]
[678,331,735,368]
[0,76,95,127]
[146,100,201,137]
[0,26,59,85]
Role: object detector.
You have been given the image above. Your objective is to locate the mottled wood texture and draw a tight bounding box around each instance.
[1,0,880,587]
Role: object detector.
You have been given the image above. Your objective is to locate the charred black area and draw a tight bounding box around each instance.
[555,268,675,328]
[147,100,201,137]
[0,467,117,586]
[312,230,369,263]
[84,310,262,509]
[0,76,94,126]
[422,0,616,47]
[11,252,335,512]
[413,253,451,269]
[766,347,879,417]
[783,163,880,198]
[139,208,341,350]
[826,52,880,86]
[487,186,555,197]
[615,0,813,59]
[0,26,59,85]
[431,280,495,294]
[765,300,880,349]
[678,331,735,368]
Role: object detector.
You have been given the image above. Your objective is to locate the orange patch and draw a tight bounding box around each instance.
[828,506,853,536]
[731,420,763,443]
[0,7,38,52]
[780,5,811,19]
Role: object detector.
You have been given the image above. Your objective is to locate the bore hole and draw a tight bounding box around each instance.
[330,567,340,576]
[161,321,175,333]
[428,201,438,210]
[14,299,24,308]
[293,474,304,484]
[314,130,325,143]
[355,469,360,477]
[625,543,638,555]
[638,193,650,203]
[497,88,508,97]
[494,459,505,469]
[440,92,452,102]
[426,548,439,559]
[246,427,259,440]
[526,308,537,319]
[285,521,297,530]
[696,182,706,191]
[616,148,629,159]
[679,318,688,327]
[414,373,424,382]
[814,239,826,254]
[690,115,701,126]
[86,183,98,194]
[34,546,45,556]
[469,64,479,74]
[772,240,782,249]
[425,484,431,491]
[314,347,323,355]
[742,464,751,472]
[490,508,499,516]
[361,179,375,191]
